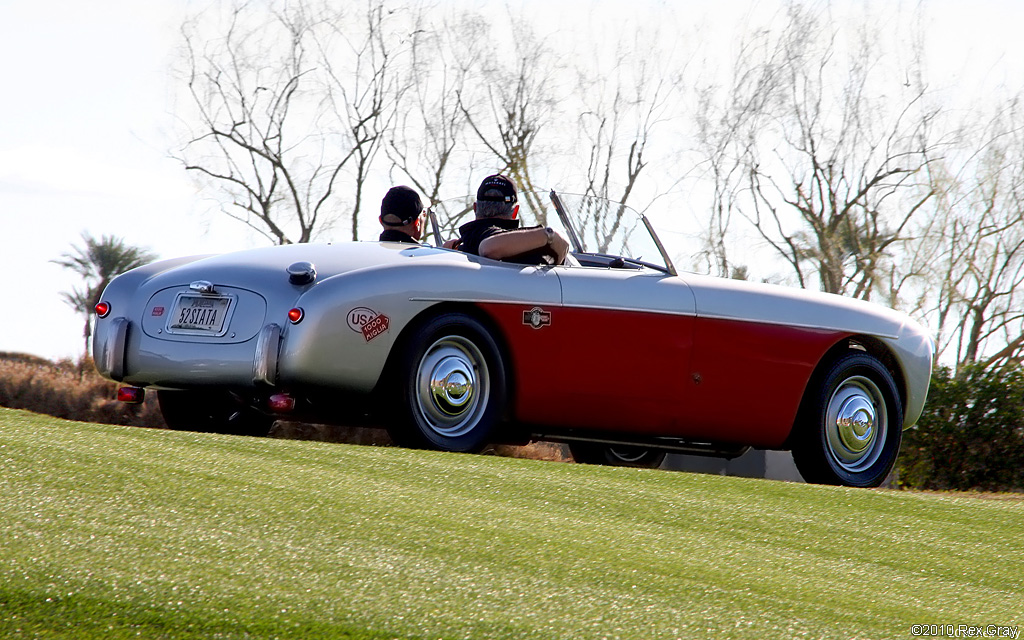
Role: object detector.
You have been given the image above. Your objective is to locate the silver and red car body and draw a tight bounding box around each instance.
[94,239,932,451]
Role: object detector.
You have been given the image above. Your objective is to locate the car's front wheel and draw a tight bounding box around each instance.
[569,443,666,469]
[791,352,903,487]
[388,313,507,453]
[157,390,273,437]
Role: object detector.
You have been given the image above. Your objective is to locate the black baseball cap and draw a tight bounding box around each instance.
[380,186,424,225]
[476,174,517,203]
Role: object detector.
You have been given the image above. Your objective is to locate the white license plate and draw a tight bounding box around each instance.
[168,294,233,334]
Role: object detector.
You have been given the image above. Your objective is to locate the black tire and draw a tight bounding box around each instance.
[569,443,667,469]
[387,313,507,453]
[157,390,273,437]
[791,352,903,487]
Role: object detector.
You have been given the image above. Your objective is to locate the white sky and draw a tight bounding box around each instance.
[1,0,1022,362]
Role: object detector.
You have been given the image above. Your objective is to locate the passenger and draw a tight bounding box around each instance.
[455,174,570,265]
[378,185,424,244]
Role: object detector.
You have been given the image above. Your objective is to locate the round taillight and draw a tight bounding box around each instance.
[288,308,304,324]
[95,302,110,318]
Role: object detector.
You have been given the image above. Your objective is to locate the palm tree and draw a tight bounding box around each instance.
[53,233,157,356]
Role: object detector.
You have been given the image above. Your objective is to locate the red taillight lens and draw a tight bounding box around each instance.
[117,387,145,404]
[95,301,111,317]
[288,308,304,324]
[268,393,296,413]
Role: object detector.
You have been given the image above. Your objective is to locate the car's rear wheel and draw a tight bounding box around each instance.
[569,443,666,469]
[157,390,273,437]
[388,313,506,452]
[791,352,903,487]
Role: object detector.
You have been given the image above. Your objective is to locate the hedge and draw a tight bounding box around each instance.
[899,363,1024,491]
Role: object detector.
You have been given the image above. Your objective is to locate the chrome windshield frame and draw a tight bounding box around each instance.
[549,190,584,254]
[427,207,442,248]
[641,213,677,276]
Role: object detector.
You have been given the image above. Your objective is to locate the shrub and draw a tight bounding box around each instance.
[899,364,1024,491]
[0,353,164,428]
[0,352,568,461]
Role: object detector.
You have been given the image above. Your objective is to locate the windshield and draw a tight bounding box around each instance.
[428,191,675,274]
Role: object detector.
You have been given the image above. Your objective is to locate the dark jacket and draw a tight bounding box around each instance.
[379,229,418,244]
[457,218,558,266]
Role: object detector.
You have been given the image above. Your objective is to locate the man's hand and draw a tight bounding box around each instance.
[442,237,461,250]
[547,229,570,264]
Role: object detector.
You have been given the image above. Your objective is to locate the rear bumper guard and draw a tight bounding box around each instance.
[98,317,131,382]
[252,323,281,386]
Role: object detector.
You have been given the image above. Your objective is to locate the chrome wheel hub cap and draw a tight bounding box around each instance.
[836,395,874,454]
[608,447,650,463]
[415,336,489,438]
[825,376,887,472]
[429,356,475,414]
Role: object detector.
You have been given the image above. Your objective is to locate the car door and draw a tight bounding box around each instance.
[519,265,696,434]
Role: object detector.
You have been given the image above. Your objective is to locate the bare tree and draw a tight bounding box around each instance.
[458,13,559,225]
[174,0,400,244]
[697,3,939,297]
[315,0,405,241]
[385,11,478,213]
[570,31,681,253]
[693,27,784,279]
[920,100,1024,373]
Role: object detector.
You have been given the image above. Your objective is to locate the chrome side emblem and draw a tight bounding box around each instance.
[523,307,552,330]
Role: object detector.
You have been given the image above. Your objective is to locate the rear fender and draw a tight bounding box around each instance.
[374,301,515,402]
[277,260,560,394]
[92,255,212,379]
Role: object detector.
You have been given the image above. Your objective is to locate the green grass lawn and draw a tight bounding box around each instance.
[1,406,1021,639]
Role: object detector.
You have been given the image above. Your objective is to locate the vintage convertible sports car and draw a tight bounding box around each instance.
[93,191,933,487]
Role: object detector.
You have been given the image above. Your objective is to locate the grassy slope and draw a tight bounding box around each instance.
[1,407,1021,640]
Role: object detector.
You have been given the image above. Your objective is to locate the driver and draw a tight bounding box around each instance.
[455,174,569,265]
[378,185,424,244]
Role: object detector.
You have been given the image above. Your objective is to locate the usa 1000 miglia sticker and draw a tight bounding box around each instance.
[347,307,390,342]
